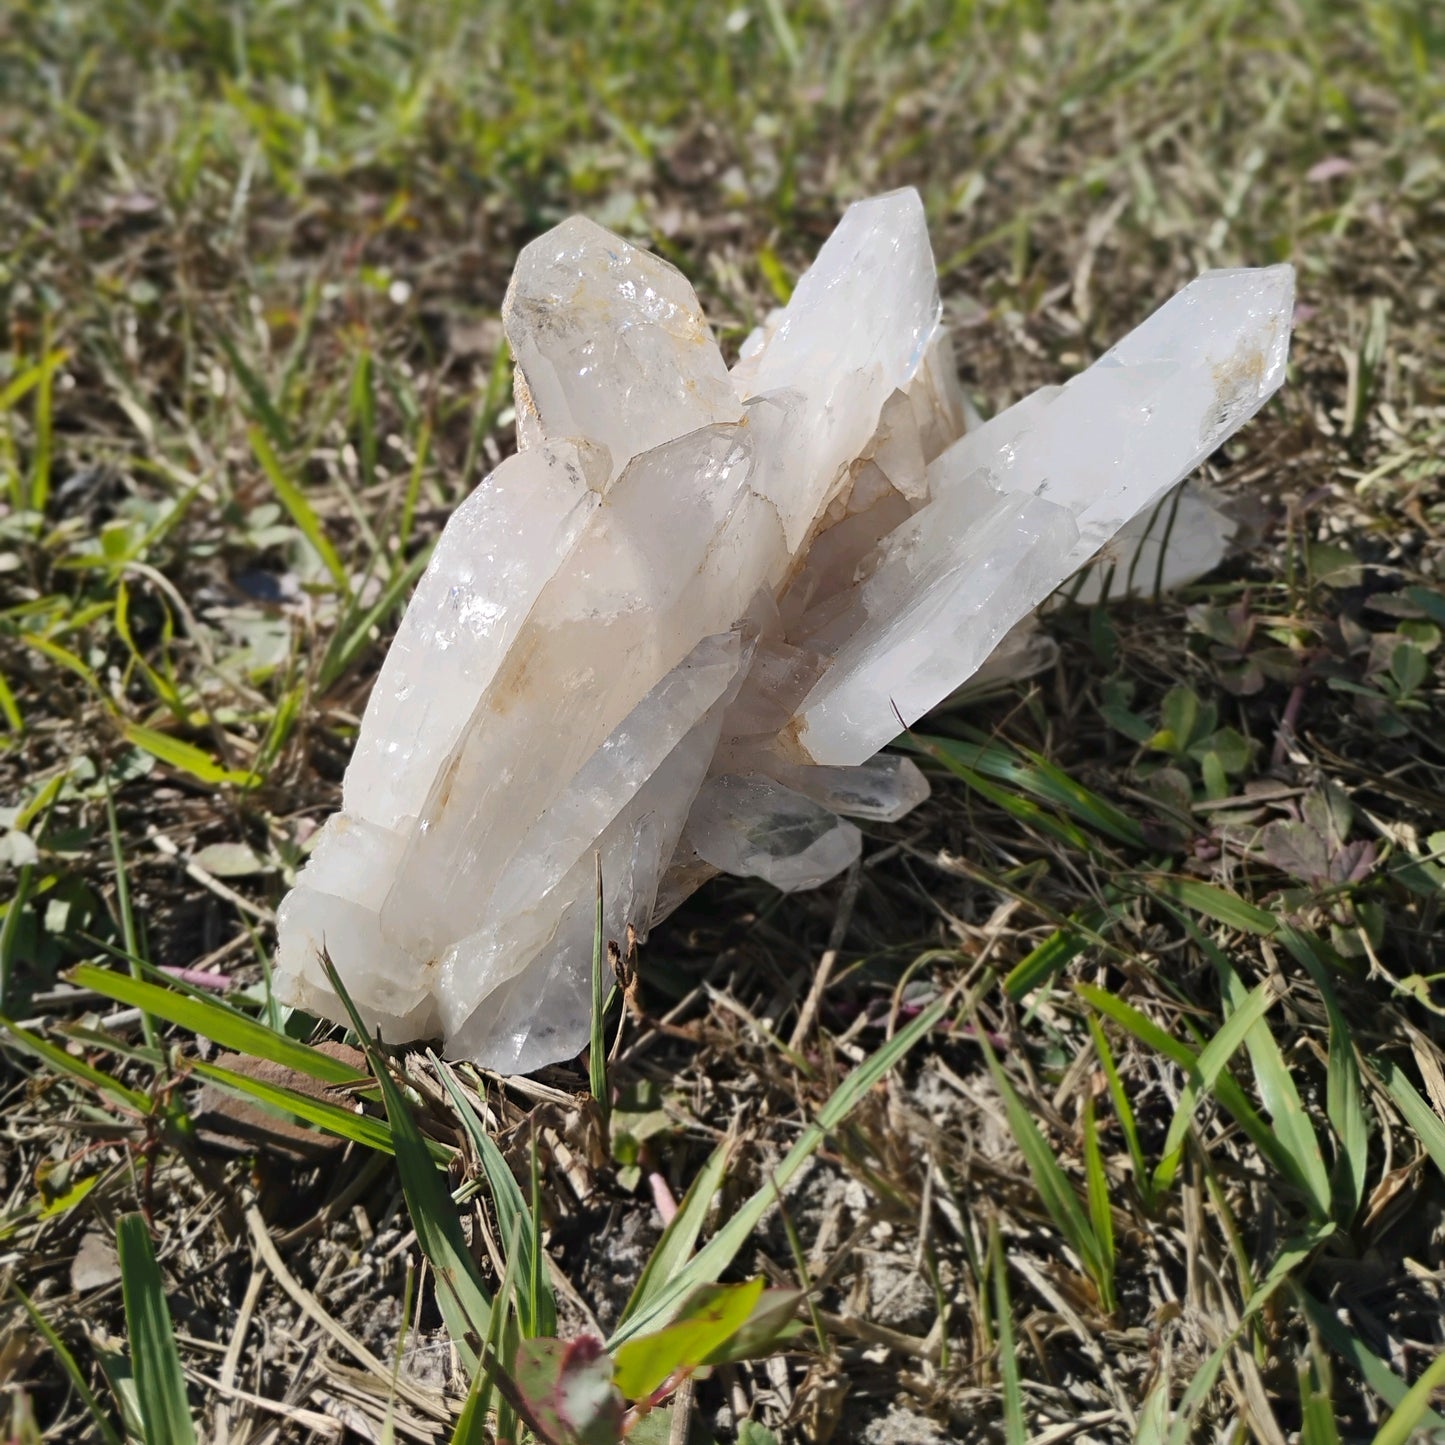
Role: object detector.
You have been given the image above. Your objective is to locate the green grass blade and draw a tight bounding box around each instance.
[1215,958,1332,1222]
[252,681,307,779]
[317,546,430,691]
[1134,1378,1170,1445]
[0,667,24,733]
[70,965,366,1085]
[1300,1290,1445,1427]
[20,632,103,694]
[28,316,55,513]
[1164,1340,1231,1445]
[452,1216,524,1444]
[1376,1061,1445,1183]
[431,1056,556,1338]
[449,1368,490,1445]
[0,862,34,1014]
[1299,1352,1342,1445]
[989,1223,1026,1445]
[12,1285,124,1445]
[120,721,257,788]
[1003,924,1092,1001]
[756,244,793,305]
[589,855,609,1121]
[620,1132,735,1328]
[211,326,293,451]
[1081,1098,1116,1296]
[918,730,1149,849]
[319,953,491,1374]
[1077,986,1198,1071]
[1146,876,1277,935]
[1278,927,1371,1220]
[528,1133,549,1339]
[188,1058,400,1156]
[1079,984,1311,1202]
[117,1214,196,1445]
[979,1033,1111,1309]
[113,581,185,719]
[1370,1349,1445,1445]
[0,1015,151,1114]
[0,345,68,414]
[1014,752,1147,850]
[79,933,260,1014]
[917,740,1096,853]
[1088,1017,1152,1211]
[1004,903,1120,1000]
[1326,1014,1369,1222]
[608,980,960,1347]
[399,419,430,552]
[760,0,801,68]
[1250,1225,1334,1314]
[1155,981,1276,1193]
[93,1342,142,1441]
[249,426,350,594]
[350,348,378,495]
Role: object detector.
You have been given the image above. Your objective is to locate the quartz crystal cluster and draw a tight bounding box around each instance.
[276,189,1293,1070]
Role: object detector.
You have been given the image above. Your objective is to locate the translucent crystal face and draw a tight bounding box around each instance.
[274,189,1294,1071]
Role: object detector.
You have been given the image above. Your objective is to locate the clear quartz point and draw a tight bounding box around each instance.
[684,774,864,893]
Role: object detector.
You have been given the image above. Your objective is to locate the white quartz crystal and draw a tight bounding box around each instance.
[276,190,1293,1070]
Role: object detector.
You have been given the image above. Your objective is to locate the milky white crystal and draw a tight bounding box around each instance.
[276,189,1293,1070]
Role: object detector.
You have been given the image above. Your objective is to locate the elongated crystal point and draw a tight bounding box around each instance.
[503,216,742,476]
[275,192,1294,1068]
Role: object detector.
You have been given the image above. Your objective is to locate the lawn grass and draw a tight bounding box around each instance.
[1,0,1443,1439]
